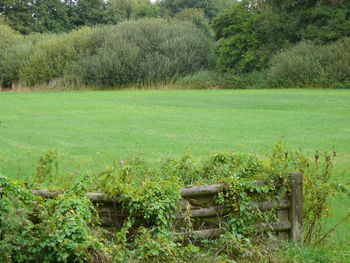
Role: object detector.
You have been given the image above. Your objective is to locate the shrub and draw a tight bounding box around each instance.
[73,18,215,87]
[0,175,109,263]
[267,38,350,88]
[1,18,214,88]
[18,27,99,86]
[0,32,48,88]
[0,23,22,87]
[0,23,20,52]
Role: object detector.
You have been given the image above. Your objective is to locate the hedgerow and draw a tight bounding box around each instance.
[267,37,350,88]
[0,18,214,89]
[0,142,348,262]
[73,19,215,87]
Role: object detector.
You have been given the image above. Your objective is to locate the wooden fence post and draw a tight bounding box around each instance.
[277,190,290,241]
[290,173,303,245]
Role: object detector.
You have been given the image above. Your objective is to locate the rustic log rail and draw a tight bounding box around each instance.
[12,173,303,243]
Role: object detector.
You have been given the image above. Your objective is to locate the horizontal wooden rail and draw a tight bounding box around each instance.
[181,221,292,239]
[177,199,291,218]
[30,189,122,203]
[8,179,276,202]
[1,173,302,242]
[180,184,226,197]
[180,180,277,197]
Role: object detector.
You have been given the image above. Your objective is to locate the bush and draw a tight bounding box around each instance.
[0,175,109,262]
[0,23,20,52]
[0,18,214,88]
[0,34,43,88]
[18,27,99,86]
[73,18,215,87]
[267,38,350,88]
[0,23,22,87]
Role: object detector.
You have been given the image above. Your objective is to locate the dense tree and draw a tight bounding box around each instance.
[132,0,159,19]
[104,0,158,24]
[213,2,270,73]
[158,0,234,20]
[265,0,350,44]
[0,0,37,34]
[175,8,213,38]
[213,0,350,72]
[70,0,106,27]
[0,0,159,33]
[32,0,73,33]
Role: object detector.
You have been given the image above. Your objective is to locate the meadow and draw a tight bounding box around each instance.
[0,88,349,258]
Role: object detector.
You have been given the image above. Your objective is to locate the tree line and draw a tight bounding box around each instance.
[0,0,232,34]
[0,0,349,89]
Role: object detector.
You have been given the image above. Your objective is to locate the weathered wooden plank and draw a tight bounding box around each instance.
[86,193,121,203]
[180,184,226,197]
[27,179,282,202]
[181,221,291,239]
[277,209,290,241]
[191,228,223,239]
[249,199,291,211]
[31,189,63,198]
[180,180,277,197]
[290,173,303,244]
[177,199,291,218]
[277,188,290,241]
[29,189,121,203]
[177,206,228,218]
[257,221,291,232]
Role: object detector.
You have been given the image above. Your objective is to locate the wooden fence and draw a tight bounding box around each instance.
[31,173,303,243]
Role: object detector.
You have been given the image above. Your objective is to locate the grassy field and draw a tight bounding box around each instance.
[0,89,349,255]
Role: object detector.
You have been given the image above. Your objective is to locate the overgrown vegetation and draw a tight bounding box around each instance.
[213,0,350,74]
[267,38,350,88]
[0,18,214,88]
[1,0,350,90]
[1,143,349,262]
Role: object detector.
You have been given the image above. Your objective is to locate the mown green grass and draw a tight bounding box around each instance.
[0,89,349,257]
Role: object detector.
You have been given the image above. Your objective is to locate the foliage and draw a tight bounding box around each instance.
[0,0,75,34]
[212,2,268,73]
[0,18,214,87]
[0,33,43,88]
[105,0,159,24]
[74,18,215,87]
[175,70,267,89]
[300,150,338,245]
[0,175,109,263]
[1,141,349,262]
[175,8,214,38]
[0,22,21,87]
[35,150,60,186]
[0,27,99,87]
[19,27,99,86]
[265,0,350,44]
[267,38,350,88]
[212,0,350,75]
[0,21,20,53]
[157,0,234,20]
[0,0,110,34]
